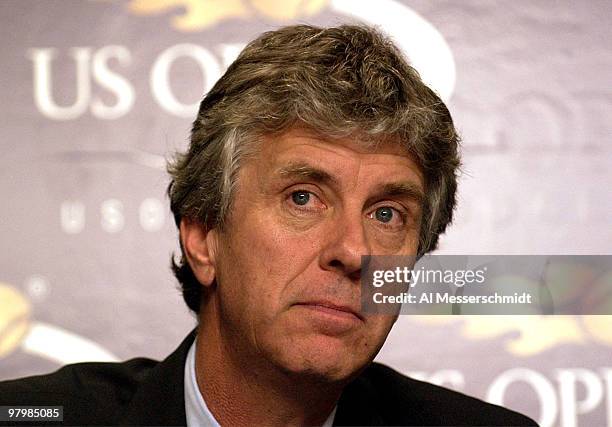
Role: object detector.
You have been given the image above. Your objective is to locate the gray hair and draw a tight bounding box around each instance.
[167,24,461,313]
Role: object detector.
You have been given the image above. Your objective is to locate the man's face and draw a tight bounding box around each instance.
[210,127,424,382]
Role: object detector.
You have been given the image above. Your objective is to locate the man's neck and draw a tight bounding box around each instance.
[195,303,343,426]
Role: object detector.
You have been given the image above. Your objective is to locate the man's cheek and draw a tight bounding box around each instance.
[260,233,316,272]
[365,316,395,344]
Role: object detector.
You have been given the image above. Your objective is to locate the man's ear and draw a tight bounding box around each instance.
[180,218,218,287]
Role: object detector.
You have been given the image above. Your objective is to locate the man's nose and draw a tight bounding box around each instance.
[318,210,371,280]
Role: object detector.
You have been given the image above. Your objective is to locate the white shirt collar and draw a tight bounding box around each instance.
[184,339,337,427]
[184,338,220,427]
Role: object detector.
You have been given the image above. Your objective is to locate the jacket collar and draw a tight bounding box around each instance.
[117,328,382,426]
[119,328,197,426]
[334,370,385,426]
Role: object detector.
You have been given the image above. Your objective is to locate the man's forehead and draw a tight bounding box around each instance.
[261,127,413,158]
[255,127,424,185]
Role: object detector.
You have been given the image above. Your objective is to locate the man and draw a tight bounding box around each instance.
[0,24,537,426]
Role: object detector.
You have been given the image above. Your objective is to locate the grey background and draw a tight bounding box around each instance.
[0,1,611,426]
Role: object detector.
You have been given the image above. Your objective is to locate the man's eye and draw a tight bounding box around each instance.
[375,207,394,223]
[291,191,311,206]
[369,206,406,227]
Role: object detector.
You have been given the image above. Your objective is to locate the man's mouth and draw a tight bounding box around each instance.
[292,300,364,334]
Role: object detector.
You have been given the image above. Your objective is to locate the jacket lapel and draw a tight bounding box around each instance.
[119,329,197,426]
[333,371,385,426]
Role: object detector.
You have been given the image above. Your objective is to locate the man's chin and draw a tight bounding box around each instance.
[269,335,372,384]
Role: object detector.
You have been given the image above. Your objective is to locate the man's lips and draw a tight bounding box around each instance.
[293,301,364,321]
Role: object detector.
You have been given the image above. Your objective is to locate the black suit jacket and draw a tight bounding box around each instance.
[0,330,537,426]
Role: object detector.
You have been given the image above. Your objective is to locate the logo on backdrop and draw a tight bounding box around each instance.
[27,0,455,120]
[127,0,329,30]
[0,283,117,366]
[413,316,612,356]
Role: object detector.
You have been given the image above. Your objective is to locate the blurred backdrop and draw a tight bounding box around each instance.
[0,1,611,426]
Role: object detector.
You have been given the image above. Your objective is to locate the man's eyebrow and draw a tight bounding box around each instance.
[277,162,339,187]
[374,182,425,206]
[277,162,424,205]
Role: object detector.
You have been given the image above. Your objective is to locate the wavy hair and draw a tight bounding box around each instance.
[167,24,461,313]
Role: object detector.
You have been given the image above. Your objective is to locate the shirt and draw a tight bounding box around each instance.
[184,339,337,427]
